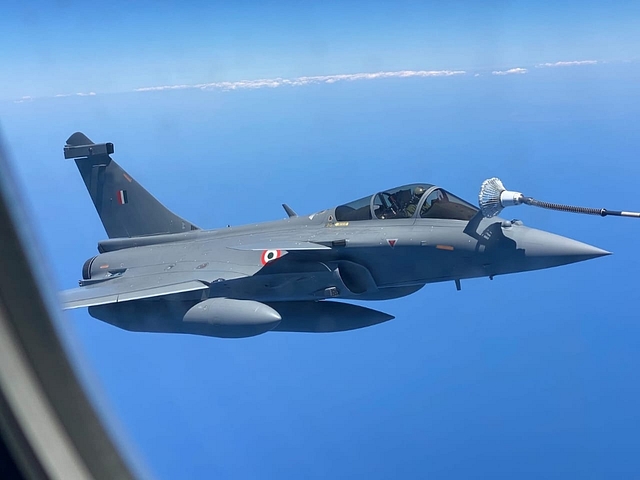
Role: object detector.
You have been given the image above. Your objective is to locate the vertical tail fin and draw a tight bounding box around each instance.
[65,132,199,238]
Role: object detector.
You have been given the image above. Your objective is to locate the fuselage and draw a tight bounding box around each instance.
[82,207,608,304]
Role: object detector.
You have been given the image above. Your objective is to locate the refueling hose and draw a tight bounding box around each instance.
[478,177,640,218]
[523,198,640,217]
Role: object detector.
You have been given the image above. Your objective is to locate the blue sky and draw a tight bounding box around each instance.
[2,2,640,479]
[2,1,640,100]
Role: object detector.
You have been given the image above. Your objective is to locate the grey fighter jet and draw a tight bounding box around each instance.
[61,132,609,338]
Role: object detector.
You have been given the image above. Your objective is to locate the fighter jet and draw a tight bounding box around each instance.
[61,132,610,338]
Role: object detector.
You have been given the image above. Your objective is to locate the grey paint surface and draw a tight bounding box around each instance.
[61,133,610,338]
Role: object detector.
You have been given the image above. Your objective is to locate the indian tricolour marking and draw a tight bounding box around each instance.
[117,190,128,205]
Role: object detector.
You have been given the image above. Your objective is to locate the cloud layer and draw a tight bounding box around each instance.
[14,92,96,103]
[134,70,467,93]
[54,92,97,98]
[537,60,598,67]
[10,59,610,103]
[492,67,528,76]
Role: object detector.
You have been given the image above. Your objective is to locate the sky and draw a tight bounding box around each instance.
[1,1,640,479]
[2,0,640,100]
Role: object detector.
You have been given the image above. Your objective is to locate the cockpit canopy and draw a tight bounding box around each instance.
[335,184,478,222]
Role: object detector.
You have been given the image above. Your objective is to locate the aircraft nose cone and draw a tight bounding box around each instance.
[523,229,610,260]
[515,228,610,269]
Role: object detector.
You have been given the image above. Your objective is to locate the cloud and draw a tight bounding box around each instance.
[492,68,528,76]
[55,92,96,97]
[53,92,97,98]
[135,70,467,92]
[537,60,598,68]
[10,60,609,103]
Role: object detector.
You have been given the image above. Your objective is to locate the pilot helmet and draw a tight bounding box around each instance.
[413,186,426,197]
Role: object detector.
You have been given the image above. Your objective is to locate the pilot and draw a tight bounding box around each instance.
[404,186,426,217]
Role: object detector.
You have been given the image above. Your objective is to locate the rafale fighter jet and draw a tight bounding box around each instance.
[61,133,609,338]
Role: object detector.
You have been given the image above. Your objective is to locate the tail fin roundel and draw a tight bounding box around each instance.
[65,132,199,238]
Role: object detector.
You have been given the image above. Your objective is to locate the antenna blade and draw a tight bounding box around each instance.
[282,204,297,218]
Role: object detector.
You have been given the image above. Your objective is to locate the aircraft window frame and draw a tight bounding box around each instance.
[415,186,440,217]
[334,195,373,222]
[372,191,402,219]
[372,184,432,220]
[335,183,480,222]
[417,187,479,221]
